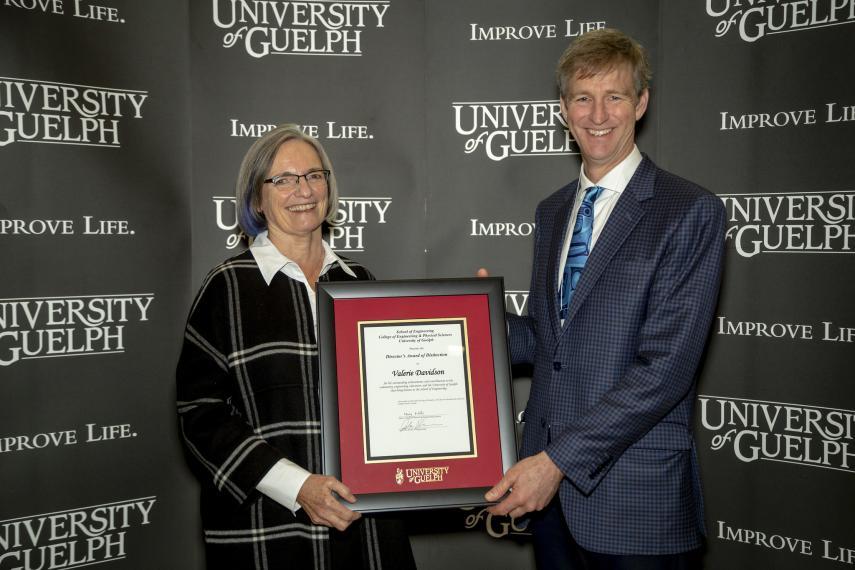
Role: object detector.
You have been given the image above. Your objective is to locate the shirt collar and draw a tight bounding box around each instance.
[579,145,643,195]
[249,230,357,286]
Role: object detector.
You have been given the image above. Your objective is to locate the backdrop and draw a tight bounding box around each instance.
[1,1,853,568]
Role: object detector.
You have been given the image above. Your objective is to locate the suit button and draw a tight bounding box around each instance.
[553,362,561,371]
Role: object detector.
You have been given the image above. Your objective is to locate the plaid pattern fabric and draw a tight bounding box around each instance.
[177,249,414,570]
[508,156,726,555]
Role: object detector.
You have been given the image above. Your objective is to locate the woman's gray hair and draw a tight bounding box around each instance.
[235,123,339,237]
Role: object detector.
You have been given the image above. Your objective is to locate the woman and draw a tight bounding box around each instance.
[177,124,415,569]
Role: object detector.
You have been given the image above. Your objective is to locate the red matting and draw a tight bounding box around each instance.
[333,294,502,495]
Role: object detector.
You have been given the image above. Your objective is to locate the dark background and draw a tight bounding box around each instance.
[1,1,853,568]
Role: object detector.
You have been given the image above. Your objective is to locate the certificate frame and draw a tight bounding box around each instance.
[317,277,517,512]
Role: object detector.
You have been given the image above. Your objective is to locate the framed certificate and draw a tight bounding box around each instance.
[317,277,517,512]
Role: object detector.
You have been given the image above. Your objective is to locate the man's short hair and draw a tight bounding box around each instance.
[556,28,652,100]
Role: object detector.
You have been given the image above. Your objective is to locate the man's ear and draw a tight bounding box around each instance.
[635,89,649,121]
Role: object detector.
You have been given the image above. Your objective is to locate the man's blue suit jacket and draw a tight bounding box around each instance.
[507,156,726,556]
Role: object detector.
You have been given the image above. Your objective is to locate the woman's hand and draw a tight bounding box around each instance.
[297,474,362,531]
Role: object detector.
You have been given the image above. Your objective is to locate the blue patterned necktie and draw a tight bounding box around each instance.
[559,185,604,321]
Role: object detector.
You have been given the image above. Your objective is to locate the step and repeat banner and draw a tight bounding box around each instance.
[2,1,853,569]
[0,1,199,569]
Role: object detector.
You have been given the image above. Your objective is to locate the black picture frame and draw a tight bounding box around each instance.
[316,277,518,512]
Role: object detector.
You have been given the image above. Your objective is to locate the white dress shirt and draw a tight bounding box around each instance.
[557,146,643,314]
[250,230,356,513]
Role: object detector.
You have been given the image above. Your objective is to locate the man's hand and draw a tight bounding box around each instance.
[485,452,563,519]
[297,474,362,531]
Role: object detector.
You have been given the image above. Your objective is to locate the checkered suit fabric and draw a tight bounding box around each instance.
[508,156,726,555]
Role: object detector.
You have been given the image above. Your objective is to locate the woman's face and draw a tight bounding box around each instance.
[258,139,329,243]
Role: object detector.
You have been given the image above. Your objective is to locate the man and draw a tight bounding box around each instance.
[484,29,726,569]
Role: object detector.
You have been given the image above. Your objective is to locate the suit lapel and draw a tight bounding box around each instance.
[562,157,656,328]
[548,185,578,339]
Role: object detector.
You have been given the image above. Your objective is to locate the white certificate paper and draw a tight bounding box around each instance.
[359,319,476,462]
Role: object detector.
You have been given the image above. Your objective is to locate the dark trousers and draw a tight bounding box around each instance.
[530,500,703,570]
